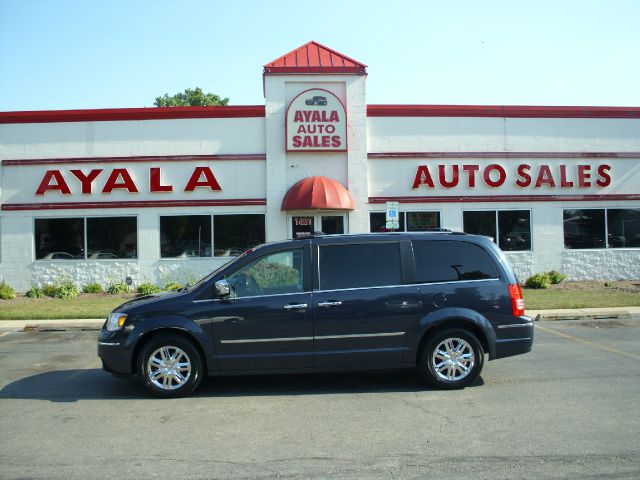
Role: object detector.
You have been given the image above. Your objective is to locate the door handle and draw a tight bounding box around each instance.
[283,303,308,310]
[318,301,342,307]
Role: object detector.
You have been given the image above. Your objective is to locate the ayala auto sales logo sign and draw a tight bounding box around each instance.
[286,88,347,152]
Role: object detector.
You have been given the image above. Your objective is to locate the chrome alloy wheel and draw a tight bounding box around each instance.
[146,346,192,390]
[431,337,475,382]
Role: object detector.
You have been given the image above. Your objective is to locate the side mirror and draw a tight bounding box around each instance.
[215,279,230,297]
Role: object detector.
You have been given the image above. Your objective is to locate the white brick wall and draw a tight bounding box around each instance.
[561,250,640,280]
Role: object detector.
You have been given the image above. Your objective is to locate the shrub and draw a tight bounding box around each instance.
[107,281,130,294]
[137,283,162,296]
[164,282,182,292]
[39,281,79,299]
[82,282,104,294]
[547,270,567,285]
[42,283,59,297]
[25,286,44,298]
[53,281,79,299]
[0,282,16,300]
[525,273,552,289]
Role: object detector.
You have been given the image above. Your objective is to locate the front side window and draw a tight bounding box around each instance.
[35,218,84,259]
[413,240,499,283]
[87,217,137,259]
[227,249,304,297]
[160,215,211,258]
[319,242,402,290]
[214,215,265,257]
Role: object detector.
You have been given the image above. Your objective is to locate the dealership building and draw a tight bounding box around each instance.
[1,41,639,292]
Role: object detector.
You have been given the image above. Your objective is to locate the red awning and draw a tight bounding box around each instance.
[281,176,354,211]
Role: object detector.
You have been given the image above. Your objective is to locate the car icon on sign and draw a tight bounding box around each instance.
[305,96,328,106]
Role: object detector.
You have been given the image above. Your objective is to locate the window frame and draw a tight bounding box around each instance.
[34,215,139,261]
[159,214,214,259]
[563,207,640,250]
[158,213,266,260]
[369,210,442,233]
[462,209,533,252]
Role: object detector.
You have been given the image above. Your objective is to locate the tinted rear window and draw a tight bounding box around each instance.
[413,240,498,283]
[319,242,402,290]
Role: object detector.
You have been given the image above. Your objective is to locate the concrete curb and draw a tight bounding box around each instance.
[527,306,640,322]
[1,306,639,332]
[0,319,104,331]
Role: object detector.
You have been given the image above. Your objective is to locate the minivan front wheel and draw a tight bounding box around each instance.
[137,334,203,398]
[419,328,484,389]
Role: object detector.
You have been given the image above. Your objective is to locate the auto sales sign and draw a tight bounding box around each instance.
[286,89,347,152]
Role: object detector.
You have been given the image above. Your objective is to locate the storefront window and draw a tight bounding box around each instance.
[35,218,84,260]
[35,216,138,259]
[214,214,265,257]
[463,210,531,251]
[160,216,211,258]
[463,211,496,240]
[370,212,441,232]
[498,211,531,251]
[563,209,605,249]
[563,208,640,249]
[607,209,640,248]
[406,212,440,231]
[87,217,137,259]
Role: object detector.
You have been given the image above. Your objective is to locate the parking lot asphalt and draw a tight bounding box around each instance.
[1,319,639,480]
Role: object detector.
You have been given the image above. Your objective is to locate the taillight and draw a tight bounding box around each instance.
[508,283,525,316]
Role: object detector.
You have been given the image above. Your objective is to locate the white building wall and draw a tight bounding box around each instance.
[263,74,368,240]
[0,115,268,291]
[366,115,640,281]
[367,117,640,153]
[0,117,266,159]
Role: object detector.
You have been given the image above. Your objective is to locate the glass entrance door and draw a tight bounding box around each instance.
[290,213,347,238]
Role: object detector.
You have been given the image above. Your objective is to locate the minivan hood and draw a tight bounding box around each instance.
[113,290,182,313]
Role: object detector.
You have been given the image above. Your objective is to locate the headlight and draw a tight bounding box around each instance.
[106,313,127,332]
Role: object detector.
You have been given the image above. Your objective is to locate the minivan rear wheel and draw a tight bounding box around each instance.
[418,328,484,389]
[137,334,203,398]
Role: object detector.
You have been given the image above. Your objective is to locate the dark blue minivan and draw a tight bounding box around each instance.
[98,232,533,397]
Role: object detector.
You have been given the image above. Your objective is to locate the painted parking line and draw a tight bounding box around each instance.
[0,332,11,338]
[536,323,640,361]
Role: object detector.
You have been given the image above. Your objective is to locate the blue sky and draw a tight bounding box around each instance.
[1,0,639,111]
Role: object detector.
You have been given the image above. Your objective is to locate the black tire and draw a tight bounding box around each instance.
[137,334,204,398]
[418,328,484,389]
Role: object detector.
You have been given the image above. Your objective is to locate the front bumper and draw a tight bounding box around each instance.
[97,330,134,375]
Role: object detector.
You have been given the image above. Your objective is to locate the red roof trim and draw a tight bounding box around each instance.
[369,194,640,204]
[264,41,366,74]
[0,106,266,124]
[264,67,366,75]
[2,154,266,166]
[367,105,640,119]
[1,199,267,211]
[368,152,640,159]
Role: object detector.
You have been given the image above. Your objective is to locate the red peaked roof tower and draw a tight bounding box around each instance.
[264,41,367,75]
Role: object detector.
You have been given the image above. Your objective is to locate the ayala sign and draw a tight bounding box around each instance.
[286,88,347,152]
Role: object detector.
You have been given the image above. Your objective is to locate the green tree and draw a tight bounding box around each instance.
[154,87,229,107]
